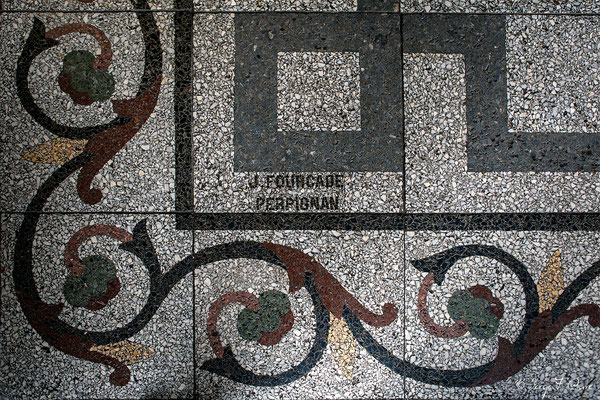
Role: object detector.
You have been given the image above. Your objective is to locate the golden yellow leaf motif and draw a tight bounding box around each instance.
[22,137,87,165]
[90,340,155,365]
[328,312,357,380]
[537,250,565,312]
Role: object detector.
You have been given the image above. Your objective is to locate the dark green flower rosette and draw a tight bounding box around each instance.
[59,50,115,105]
[237,290,292,341]
[447,289,500,339]
[63,255,120,310]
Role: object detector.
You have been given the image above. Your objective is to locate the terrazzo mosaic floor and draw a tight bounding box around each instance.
[1,1,600,399]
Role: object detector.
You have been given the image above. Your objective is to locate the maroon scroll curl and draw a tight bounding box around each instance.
[264,243,398,328]
[76,76,162,204]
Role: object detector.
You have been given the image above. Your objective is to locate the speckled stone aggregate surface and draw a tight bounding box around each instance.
[277,51,361,132]
[401,0,600,13]
[194,230,404,399]
[507,16,600,134]
[1,1,600,399]
[405,231,600,398]
[405,52,600,212]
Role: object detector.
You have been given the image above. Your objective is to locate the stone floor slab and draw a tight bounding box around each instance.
[404,230,600,398]
[194,230,404,399]
[0,11,177,212]
[0,213,193,398]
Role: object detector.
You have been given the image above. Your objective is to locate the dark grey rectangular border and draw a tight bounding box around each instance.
[174,5,195,211]
[175,12,600,230]
[176,212,600,231]
[357,0,397,11]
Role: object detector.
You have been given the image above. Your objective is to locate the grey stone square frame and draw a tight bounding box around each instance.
[233,13,403,172]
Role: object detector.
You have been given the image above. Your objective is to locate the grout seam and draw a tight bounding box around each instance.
[2,9,600,15]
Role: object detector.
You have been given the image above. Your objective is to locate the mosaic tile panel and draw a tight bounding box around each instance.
[1,4,600,400]
[194,230,404,399]
[3,0,165,12]
[191,13,404,214]
[0,11,176,212]
[0,214,193,398]
[404,51,600,213]
[400,0,600,13]
[192,0,357,11]
[405,231,600,398]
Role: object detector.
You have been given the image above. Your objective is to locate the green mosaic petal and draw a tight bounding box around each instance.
[259,308,281,333]
[447,290,474,321]
[259,290,291,316]
[448,288,500,339]
[87,70,115,102]
[71,67,95,93]
[468,312,499,340]
[237,309,262,342]
[82,255,116,284]
[63,50,95,76]
[82,274,107,298]
[61,50,115,102]
[63,275,93,307]
[465,297,491,323]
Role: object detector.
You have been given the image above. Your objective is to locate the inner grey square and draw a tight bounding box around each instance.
[277,51,361,132]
